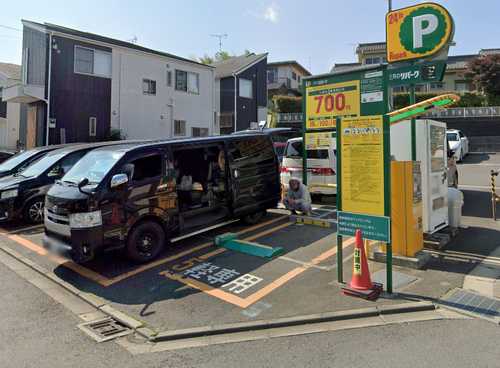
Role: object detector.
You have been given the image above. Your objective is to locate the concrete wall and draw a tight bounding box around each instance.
[110,48,217,139]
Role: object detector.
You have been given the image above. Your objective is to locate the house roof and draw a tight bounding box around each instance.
[22,20,212,69]
[211,53,268,79]
[480,48,500,56]
[356,42,387,54]
[330,62,362,73]
[0,62,21,80]
[267,60,311,76]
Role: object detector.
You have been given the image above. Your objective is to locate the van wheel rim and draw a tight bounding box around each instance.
[137,233,155,257]
[29,202,44,222]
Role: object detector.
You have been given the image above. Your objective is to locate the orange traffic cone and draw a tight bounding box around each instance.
[341,229,383,300]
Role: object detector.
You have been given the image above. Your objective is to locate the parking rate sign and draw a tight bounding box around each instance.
[386,2,454,63]
[305,80,360,130]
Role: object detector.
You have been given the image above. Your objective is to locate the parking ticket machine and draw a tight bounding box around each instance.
[391,161,424,257]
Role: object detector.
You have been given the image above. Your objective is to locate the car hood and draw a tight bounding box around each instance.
[0,174,35,191]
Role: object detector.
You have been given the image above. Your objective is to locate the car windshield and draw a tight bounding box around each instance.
[285,140,329,160]
[20,151,67,178]
[62,150,125,185]
[0,150,39,171]
[447,133,459,142]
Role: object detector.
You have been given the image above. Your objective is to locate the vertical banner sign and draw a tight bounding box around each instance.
[386,2,454,63]
[305,80,360,130]
[340,115,386,216]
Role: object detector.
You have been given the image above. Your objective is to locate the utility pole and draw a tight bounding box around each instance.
[211,33,228,52]
[388,0,392,12]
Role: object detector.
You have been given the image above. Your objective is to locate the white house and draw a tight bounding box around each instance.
[3,20,218,147]
[0,62,23,149]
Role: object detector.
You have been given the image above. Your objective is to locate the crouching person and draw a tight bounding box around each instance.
[284,178,312,216]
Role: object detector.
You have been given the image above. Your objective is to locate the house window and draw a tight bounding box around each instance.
[187,72,199,94]
[292,71,297,80]
[175,70,187,91]
[0,100,7,119]
[430,82,444,90]
[89,117,97,137]
[267,68,278,83]
[455,81,470,92]
[192,127,209,137]
[297,75,301,84]
[365,57,381,65]
[239,78,252,98]
[74,46,111,78]
[174,120,186,136]
[143,79,156,95]
[167,70,172,87]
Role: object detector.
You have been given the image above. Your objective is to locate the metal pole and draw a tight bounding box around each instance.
[410,83,417,161]
[491,170,498,220]
[388,0,392,12]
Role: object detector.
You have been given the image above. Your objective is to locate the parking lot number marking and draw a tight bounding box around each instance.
[183,262,241,285]
[223,274,263,294]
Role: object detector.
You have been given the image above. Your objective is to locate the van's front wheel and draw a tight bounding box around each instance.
[126,221,165,263]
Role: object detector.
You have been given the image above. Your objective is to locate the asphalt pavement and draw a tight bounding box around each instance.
[1,260,499,368]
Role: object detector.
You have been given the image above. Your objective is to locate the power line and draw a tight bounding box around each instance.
[0,24,22,32]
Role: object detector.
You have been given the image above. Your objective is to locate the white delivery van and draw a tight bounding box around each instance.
[280,137,337,195]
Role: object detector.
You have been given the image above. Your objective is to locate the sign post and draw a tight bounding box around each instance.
[386,2,454,161]
[336,115,392,292]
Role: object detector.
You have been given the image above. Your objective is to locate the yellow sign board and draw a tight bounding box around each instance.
[386,3,453,63]
[305,80,360,130]
[340,115,385,216]
[305,132,332,150]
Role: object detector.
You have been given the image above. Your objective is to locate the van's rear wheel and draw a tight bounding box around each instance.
[126,221,165,263]
[242,211,266,225]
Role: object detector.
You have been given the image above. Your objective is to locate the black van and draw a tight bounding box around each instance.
[0,142,130,224]
[43,134,281,263]
[0,144,73,179]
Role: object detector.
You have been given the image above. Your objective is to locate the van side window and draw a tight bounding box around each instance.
[227,137,275,166]
[130,154,162,181]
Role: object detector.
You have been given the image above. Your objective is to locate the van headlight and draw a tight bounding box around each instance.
[1,189,18,200]
[69,210,102,228]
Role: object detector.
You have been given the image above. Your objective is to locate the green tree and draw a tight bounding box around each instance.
[467,55,500,103]
[197,50,235,64]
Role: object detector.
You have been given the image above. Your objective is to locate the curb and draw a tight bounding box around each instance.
[291,215,336,228]
[0,245,147,333]
[0,244,436,343]
[151,301,435,342]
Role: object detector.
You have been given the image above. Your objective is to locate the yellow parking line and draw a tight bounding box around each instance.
[160,238,355,308]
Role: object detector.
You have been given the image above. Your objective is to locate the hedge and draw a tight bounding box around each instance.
[273,95,302,113]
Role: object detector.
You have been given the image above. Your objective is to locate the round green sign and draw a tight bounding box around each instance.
[399,6,448,54]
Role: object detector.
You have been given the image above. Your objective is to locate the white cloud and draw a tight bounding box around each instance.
[263,3,279,23]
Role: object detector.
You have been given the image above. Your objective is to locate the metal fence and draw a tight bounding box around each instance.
[277,107,500,123]
[425,106,500,118]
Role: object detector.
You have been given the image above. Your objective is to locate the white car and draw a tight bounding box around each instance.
[447,129,469,162]
[280,137,337,196]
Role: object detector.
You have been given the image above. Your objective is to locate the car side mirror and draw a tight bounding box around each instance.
[110,173,129,189]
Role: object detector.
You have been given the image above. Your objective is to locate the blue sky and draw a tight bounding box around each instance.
[0,0,498,74]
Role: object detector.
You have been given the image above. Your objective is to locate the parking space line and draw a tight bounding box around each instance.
[159,237,356,308]
[0,215,289,288]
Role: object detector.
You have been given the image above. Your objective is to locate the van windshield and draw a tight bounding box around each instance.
[0,150,39,171]
[21,152,67,178]
[285,140,329,160]
[63,150,125,185]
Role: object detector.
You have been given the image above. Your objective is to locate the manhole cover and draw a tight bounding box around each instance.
[78,317,132,343]
[441,289,500,320]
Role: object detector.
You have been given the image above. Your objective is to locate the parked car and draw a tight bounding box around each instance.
[0,142,130,224]
[0,151,15,164]
[447,137,459,188]
[447,129,469,162]
[43,133,281,263]
[280,137,337,196]
[0,144,74,179]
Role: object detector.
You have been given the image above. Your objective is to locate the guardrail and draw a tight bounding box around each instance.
[276,107,500,122]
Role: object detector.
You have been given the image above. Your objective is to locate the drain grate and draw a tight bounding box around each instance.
[441,289,500,320]
[78,317,132,343]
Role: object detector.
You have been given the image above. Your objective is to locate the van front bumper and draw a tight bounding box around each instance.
[0,198,18,222]
[43,226,104,263]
